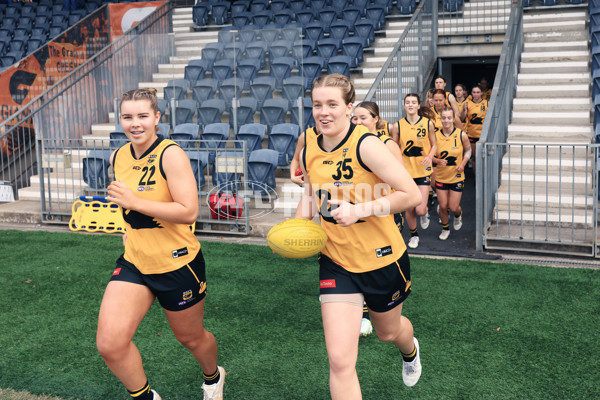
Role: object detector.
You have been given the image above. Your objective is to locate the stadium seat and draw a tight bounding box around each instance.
[231,0,250,15]
[268,40,293,64]
[247,149,279,194]
[295,9,315,26]
[353,0,370,9]
[301,56,325,89]
[186,149,209,189]
[192,78,218,104]
[261,98,290,131]
[210,1,231,25]
[109,131,129,150]
[239,27,258,43]
[201,122,230,165]
[198,99,226,128]
[269,56,295,87]
[541,0,558,5]
[157,123,171,140]
[163,79,189,103]
[282,76,306,107]
[327,55,352,77]
[398,0,417,14]
[292,39,315,66]
[342,37,365,67]
[443,0,461,12]
[192,2,209,26]
[219,78,243,111]
[250,0,268,13]
[231,97,259,129]
[330,21,353,40]
[342,7,362,26]
[290,97,314,128]
[290,0,306,12]
[235,123,267,153]
[245,41,268,68]
[201,43,224,69]
[171,123,200,149]
[212,59,235,83]
[223,42,245,61]
[373,0,393,14]
[82,150,112,190]
[268,123,300,166]
[232,11,252,29]
[252,10,273,28]
[270,0,288,13]
[171,99,197,127]
[355,19,376,46]
[250,76,276,108]
[319,8,337,27]
[218,26,238,43]
[316,38,341,62]
[305,21,326,42]
[184,59,210,85]
[281,25,302,42]
[0,55,16,68]
[237,59,261,90]
[273,9,294,27]
[260,26,281,42]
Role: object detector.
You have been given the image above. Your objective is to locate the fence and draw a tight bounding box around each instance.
[438,0,511,38]
[363,0,437,121]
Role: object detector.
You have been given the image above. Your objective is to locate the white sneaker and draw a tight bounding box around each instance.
[360,318,373,337]
[407,236,419,249]
[151,389,161,400]
[454,213,463,231]
[402,337,422,387]
[420,213,430,230]
[439,229,450,240]
[202,366,226,400]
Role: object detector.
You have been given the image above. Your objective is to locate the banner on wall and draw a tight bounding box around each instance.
[109,1,166,42]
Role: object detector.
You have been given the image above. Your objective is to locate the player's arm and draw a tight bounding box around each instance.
[388,121,399,143]
[329,136,420,227]
[107,145,199,225]
[422,120,437,165]
[457,131,471,173]
[294,148,318,220]
[460,101,470,123]
[289,131,306,187]
[384,137,405,166]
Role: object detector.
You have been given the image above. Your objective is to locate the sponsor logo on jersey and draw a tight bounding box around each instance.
[334,181,342,187]
[183,290,193,300]
[320,279,336,288]
[322,160,334,165]
[112,267,122,276]
[375,245,393,258]
[133,166,141,170]
[172,247,189,258]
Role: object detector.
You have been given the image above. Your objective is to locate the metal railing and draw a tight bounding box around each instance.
[438,0,512,37]
[363,0,438,121]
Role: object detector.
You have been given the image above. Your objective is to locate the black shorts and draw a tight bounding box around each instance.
[413,176,431,186]
[435,180,464,192]
[110,250,207,311]
[319,251,411,313]
[468,137,479,143]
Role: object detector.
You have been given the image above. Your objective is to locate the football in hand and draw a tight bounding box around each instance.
[267,218,327,258]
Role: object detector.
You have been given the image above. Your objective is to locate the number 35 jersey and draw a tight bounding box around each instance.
[113,138,200,274]
[398,116,433,179]
[303,124,406,273]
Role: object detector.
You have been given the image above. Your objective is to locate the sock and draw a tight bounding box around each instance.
[402,345,417,363]
[128,381,153,400]
[455,210,462,218]
[204,368,221,385]
[362,304,369,320]
[410,228,419,237]
[442,223,449,231]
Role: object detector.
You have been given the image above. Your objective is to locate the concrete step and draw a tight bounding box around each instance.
[523,40,588,52]
[523,19,586,33]
[30,174,86,189]
[524,30,589,43]
[495,191,595,212]
[512,97,592,112]
[511,111,591,125]
[503,143,594,159]
[520,50,590,63]
[519,60,589,74]
[501,154,593,173]
[497,175,594,197]
[492,207,593,227]
[516,84,589,98]
[507,124,594,141]
[523,11,587,24]
[517,72,590,85]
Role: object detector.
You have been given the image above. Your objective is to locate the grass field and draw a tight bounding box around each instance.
[0,229,599,400]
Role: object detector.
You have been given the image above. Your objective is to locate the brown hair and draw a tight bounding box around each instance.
[312,73,355,105]
[431,89,446,98]
[355,101,386,130]
[120,88,159,114]
[404,92,435,120]
[440,106,455,118]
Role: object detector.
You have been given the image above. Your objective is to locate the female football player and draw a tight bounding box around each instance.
[96,88,224,400]
[454,83,469,121]
[433,107,470,240]
[462,84,488,173]
[295,74,422,399]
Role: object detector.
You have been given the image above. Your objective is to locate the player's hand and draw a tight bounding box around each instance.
[106,179,137,210]
[456,164,465,173]
[328,199,359,227]
[291,174,304,187]
[421,155,433,166]
[437,159,448,167]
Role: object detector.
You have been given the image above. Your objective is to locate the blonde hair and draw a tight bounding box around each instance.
[120,88,159,114]
[312,73,355,105]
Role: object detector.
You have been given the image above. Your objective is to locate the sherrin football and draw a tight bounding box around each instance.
[267,218,328,258]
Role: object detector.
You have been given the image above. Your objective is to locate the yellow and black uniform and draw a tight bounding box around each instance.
[376,119,390,138]
[483,89,492,101]
[397,116,434,181]
[304,123,410,312]
[430,108,443,135]
[435,127,465,190]
[464,99,488,142]
[445,91,453,108]
[455,97,468,115]
[110,138,205,311]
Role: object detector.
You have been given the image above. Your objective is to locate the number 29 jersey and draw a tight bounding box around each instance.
[303,124,406,273]
[398,116,433,179]
[113,138,200,275]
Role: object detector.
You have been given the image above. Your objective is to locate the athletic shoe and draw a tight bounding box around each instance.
[202,366,226,400]
[454,213,463,231]
[407,236,419,249]
[420,213,430,230]
[151,390,161,400]
[439,229,450,241]
[436,204,441,224]
[360,317,373,337]
[402,337,422,387]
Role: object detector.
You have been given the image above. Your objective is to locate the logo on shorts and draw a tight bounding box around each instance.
[199,281,207,294]
[320,279,336,288]
[375,245,393,258]
[183,290,193,300]
[172,247,189,258]
[112,268,121,276]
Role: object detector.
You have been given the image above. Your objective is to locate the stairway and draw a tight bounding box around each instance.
[489,7,595,251]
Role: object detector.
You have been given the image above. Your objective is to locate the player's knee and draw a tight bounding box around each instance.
[373,328,397,343]
[328,354,356,375]
[96,333,127,359]
[415,204,427,216]
[174,329,211,351]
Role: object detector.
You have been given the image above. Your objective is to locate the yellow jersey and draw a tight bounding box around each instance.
[397,116,434,179]
[435,127,465,184]
[113,138,200,274]
[303,123,406,273]
[464,99,488,139]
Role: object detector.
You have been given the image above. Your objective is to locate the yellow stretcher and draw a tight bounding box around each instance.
[69,196,125,234]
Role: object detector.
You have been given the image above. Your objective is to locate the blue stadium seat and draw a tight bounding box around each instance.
[305,21,326,42]
[83,150,112,190]
[269,56,295,87]
[186,149,209,189]
[342,7,362,26]
[171,99,197,127]
[157,123,171,140]
[282,76,306,107]
[330,20,353,40]
[327,55,352,77]
[184,59,210,85]
[331,0,346,16]
[292,39,315,66]
[250,0,268,13]
[541,0,558,5]
[290,0,307,12]
[250,76,276,108]
[232,11,252,29]
[202,123,230,165]
[210,1,231,25]
[261,98,290,130]
[231,0,249,14]
[163,79,189,103]
[316,38,341,62]
[353,0,369,9]
[443,0,461,12]
[218,27,238,44]
[223,42,245,61]
[248,149,279,194]
[192,78,218,104]
[273,9,294,26]
[171,123,200,148]
[260,26,281,42]
[252,10,273,28]
[268,123,300,166]
[269,40,293,64]
[245,41,268,68]
[295,9,315,26]
[192,2,209,26]
[218,77,243,111]
[398,0,417,14]
[239,27,258,43]
[319,7,338,26]
[109,131,129,150]
[231,97,258,129]
[301,56,325,89]
[212,59,235,83]
[355,19,376,46]
[198,99,226,128]
[236,123,267,153]
[281,26,302,42]
[342,37,364,67]
[201,43,223,69]
[270,0,288,13]
[290,97,314,128]
[237,59,261,90]
[373,0,393,14]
